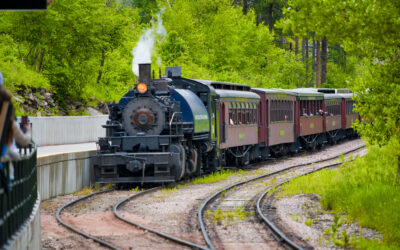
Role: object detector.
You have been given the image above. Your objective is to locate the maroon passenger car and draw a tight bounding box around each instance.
[252,88,299,156]
[289,89,327,150]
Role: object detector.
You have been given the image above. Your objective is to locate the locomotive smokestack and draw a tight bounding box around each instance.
[139,63,151,85]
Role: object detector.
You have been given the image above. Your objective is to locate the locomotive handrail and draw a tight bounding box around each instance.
[169,112,182,146]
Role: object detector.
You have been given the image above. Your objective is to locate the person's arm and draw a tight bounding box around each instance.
[12,122,31,146]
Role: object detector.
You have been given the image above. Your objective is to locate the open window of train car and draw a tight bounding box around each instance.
[252,103,257,124]
[326,99,341,116]
[346,100,355,114]
[227,102,258,126]
[300,100,323,117]
[270,100,293,123]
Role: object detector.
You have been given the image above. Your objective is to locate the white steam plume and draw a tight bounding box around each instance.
[131,11,167,77]
[131,29,155,76]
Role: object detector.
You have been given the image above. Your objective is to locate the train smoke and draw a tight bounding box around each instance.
[131,11,166,77]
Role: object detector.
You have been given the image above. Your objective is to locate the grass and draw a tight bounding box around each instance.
[279,139,400,249]
[161,186,178,196]
[191,169,245,185]
[74,183,113,196]
[207,206,253,226]
[305,218,314,226]
[75,186,96,196]
[129,186,141,193]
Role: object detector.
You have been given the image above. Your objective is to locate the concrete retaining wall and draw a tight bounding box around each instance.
[27,115,108,147]
[7,194,41,250]
[37,151,95,200]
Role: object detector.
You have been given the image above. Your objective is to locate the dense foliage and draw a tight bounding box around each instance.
[0,0,310,114]
[156,0,306,88]
[281,0,400,146]
[0,0,140,109]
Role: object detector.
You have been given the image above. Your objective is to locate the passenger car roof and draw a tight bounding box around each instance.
[287,89,325,100]
[215,89,260,102]
[252,88,297,96]
[193,79,251,91]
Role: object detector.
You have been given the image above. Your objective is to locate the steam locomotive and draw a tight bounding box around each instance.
[92,64,358,184]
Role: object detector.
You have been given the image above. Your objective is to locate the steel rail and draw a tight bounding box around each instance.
[256,161,344,249]
[113,186,210,250]
[198,145,365,250]
[56,189,120,250]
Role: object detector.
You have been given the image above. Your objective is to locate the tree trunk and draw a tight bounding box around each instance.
[295,36,299,56]
[321,37,327,84]
[304,38,309,86]
[311,34,315,87]
[316,41,321,87]
[268,3,274,31]
[37,49,45,73]
[97,51,106,84]
[242,0,248,15]
[32,47,40,67]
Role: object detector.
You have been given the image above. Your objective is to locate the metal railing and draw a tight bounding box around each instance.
[0,142,37,248]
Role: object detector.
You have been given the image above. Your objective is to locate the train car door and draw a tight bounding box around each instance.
[220,102,226,143]
[266,99,269,146]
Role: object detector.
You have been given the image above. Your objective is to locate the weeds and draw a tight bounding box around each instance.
[161,186,178,196]
[279,140,400,248]
[207,206,253,226]
[75,186,95,196]
[290,213,300,222]
[191,169,244,185]
[129,186,140,193]
[305,218,314,226]
[103,183,114,190]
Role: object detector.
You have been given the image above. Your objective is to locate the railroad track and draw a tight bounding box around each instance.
[198,145,366,250]
[113,187,209,250]
[56,183,211,249]
[56,189,120,250]
[255,160,345,250]
[56,143,365,250]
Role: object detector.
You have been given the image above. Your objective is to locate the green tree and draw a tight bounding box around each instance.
[0,0,140,103]
[280,0,400,145]
[124,0,158,24]
[159,0,305,88]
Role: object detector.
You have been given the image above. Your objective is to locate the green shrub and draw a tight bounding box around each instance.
[280,139,400,248]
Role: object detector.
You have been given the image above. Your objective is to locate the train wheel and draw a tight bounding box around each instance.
[207,148,219,172]
[170,144,186,181]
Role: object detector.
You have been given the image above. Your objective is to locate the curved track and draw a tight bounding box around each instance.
[113,186,209,250]
[255,161,344,250]
[56,189,120,250]
[198,145,365,250]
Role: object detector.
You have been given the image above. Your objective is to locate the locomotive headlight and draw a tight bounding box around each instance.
[137,83,148,94]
